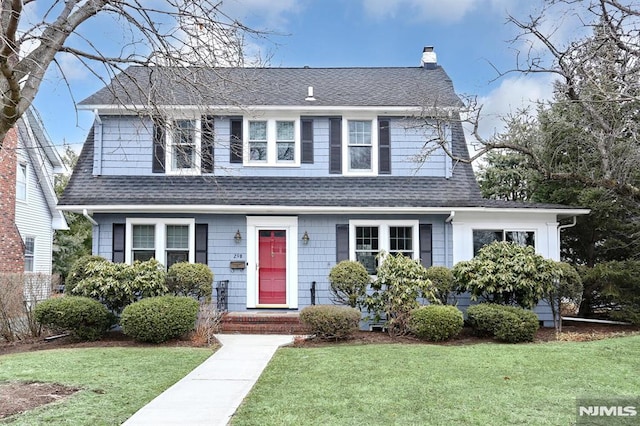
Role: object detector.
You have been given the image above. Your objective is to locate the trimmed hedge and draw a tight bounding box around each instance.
[34,296,115,341]
[299,305,361,340]
[120,296,199,343]
[467,303,539,343]
[166,262,213,301]
[409,305,463,341]
[328,260,371,308]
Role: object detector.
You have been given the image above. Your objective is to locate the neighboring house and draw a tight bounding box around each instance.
[59,47,588,325]
[0,107,68,297]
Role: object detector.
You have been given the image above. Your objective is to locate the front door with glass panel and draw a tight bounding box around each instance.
[258,230,287,304]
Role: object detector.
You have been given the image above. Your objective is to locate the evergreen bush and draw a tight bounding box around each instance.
[409,305,463,341]
[166,262,214,301]
[34,296,115,341]
[121,295,199,343]
[299,305,361,340]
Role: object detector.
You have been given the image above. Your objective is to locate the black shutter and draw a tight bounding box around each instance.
[301,118,314,164]
[336,224,349,262]
[152,117,166,173]
[378,118,391,174]
[195,224,208,264]
[112,223,125,263]
[329,117,342,174]
[201,116,214,173]
[419,224,433,268]
[230,118,243,163]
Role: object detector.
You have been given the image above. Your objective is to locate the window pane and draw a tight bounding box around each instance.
[276,121,294,141]
[173,144,195,169]
[133,225,155,249]
[250,142,267,160]
[24,237,35,272]
[390,226,413,257]
[472,230,502,256]
[277,142,295,161]
[350,146,371,169]
[506,231,535,247]
[249,121,267,141]
[355,226,379,274]
[16,164,26,200]
[166,251,189,269]
[167,225,189,249]
[172,120,196,169]
[133,251,155,262]
[348,121,372,145]
[174,120,195,145]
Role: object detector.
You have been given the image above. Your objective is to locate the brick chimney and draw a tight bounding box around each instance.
[421,46,437,69]
[0,127,25,273]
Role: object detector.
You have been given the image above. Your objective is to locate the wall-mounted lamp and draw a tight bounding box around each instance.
[302,231,310,245]
[234,229,242,243]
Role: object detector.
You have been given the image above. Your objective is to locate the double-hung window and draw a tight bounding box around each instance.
[472,229,535,256]
[245,118,299,166]
[24,236,35,272]
[167,119,200,174]
[350,220,419,274]
[348,120,372,171]
[16,163,27,201]
[126,219,195,268]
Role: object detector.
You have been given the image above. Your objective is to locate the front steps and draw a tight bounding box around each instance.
[219,312,308,334]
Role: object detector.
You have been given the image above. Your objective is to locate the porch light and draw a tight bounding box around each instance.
[234,229,242,243]
[302,231,310,244]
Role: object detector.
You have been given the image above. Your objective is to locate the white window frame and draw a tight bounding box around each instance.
[24,236,35,272]
[343,117,378,176]
[125,218,195,266]
[166,118,201,175]
[16,162,27,201]
[243,116,300,167]
[471,228,536,257]
[349,220,420,272]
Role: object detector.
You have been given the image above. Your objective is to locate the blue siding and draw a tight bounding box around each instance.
[94,115,451,177]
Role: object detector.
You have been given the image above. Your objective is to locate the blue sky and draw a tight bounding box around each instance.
[32,0,567,151]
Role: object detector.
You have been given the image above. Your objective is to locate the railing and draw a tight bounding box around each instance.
[216,280,229,312]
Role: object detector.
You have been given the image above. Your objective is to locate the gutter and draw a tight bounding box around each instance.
[445,211,455,223]
[83,209,99,226]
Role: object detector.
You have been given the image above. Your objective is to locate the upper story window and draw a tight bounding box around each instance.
[244,118,299,166]
[472,229,536,256]
[16,163,27,201]
[348,120,372,171]
[167,119,200,174]
[24,236,35,272]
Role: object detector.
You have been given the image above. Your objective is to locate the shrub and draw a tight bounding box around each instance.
[328,260,371,308]
[72,258,167,314]
[453,241,557,309]
[166,262,214,301]
[64,255,108,294]
[299,305,361,340]
[425,266,455,304]
[543,262,583,332]
[409,305,463,341]
[120,296,199,343]
[34,296,115,341]
[466,303,539,343]
[364,252,437,335]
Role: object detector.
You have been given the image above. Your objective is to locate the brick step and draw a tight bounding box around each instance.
[220,312,308,334]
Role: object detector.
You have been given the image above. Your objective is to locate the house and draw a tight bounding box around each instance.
[0,107,68,297]
[58,47,588,326]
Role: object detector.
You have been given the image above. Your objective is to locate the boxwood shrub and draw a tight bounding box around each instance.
[299,305,361,340]
[409,305,464,341]
[120,296,199,343]
[467,303,539,343]
[34,296,115,341]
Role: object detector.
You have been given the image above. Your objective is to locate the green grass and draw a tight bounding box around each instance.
[0,347,213,425]
[232,335,640,425]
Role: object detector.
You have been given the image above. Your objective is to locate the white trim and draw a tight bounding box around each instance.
[165,118,202,175]
[246,216,298,309]
[349,219,420,264]
[243,115,301,167]
[60,204,591,217]
[343,118,378,176]
[124,218,195,266]
[80,105,454,115]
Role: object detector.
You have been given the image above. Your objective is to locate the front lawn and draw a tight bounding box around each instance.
[0,347,213,425]
[232,335,640,425]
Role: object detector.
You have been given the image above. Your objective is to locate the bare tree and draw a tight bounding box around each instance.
[414,0,640,199]
[0,0,267,150]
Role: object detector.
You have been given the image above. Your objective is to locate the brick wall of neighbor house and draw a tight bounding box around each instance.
[0,128,25,273]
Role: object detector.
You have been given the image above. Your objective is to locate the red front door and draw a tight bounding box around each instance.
[258,230,287,304]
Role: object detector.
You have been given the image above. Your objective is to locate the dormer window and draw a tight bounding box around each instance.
[244,117,299,166]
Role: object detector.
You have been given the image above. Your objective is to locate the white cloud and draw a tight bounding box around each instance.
[469,73,555,143]
[218,0,302,30]
[361,0,513,23]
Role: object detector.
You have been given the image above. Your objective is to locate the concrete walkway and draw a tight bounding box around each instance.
[122,334,295,426]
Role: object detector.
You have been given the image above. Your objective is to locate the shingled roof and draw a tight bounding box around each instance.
[79,66,463,108]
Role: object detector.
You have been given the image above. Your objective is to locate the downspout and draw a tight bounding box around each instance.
[444,211,455,267]
[83,209,100,256]
[83,209,98,226]
[557,216,577,241]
